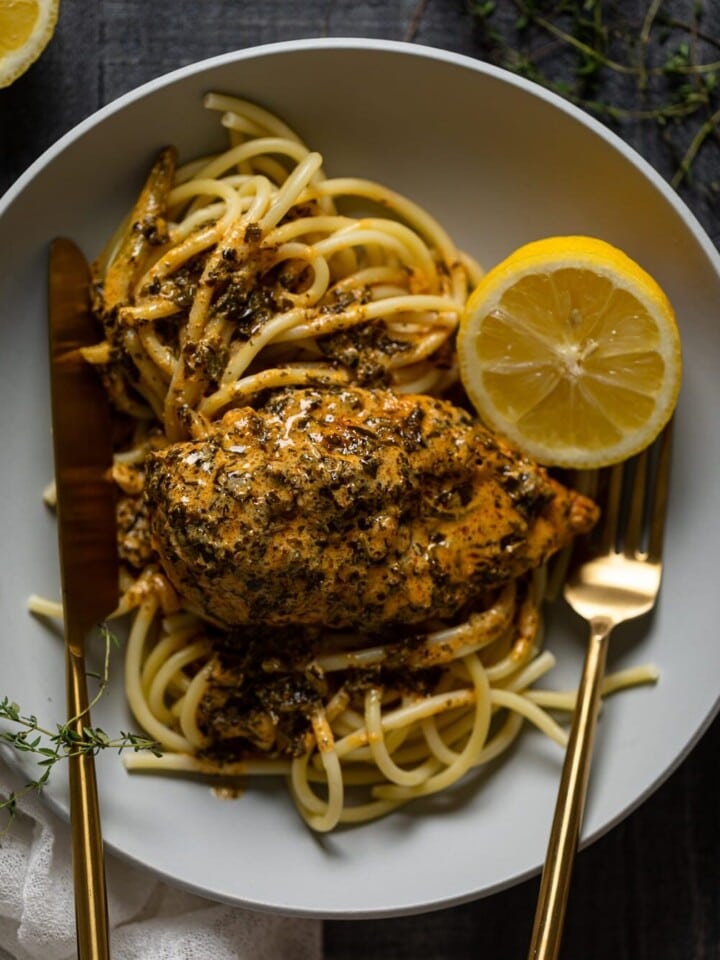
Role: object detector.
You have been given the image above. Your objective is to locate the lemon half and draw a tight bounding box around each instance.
[0,0,58,88]
[457,236,682,468]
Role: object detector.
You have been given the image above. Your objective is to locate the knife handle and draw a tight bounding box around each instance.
[66,636,111,960]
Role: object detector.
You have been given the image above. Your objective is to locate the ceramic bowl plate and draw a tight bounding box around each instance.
[1,39,719,918]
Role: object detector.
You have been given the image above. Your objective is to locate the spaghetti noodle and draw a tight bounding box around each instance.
[71,94,657,831]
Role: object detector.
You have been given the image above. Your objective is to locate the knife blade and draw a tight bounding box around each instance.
[48,236,118,960]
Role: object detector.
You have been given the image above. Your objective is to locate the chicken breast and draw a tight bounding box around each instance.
[145,386,598,632]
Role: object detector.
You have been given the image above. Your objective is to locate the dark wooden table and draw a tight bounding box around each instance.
[2,3,718,958]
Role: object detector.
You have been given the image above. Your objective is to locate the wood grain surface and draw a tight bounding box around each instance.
[1,2,718,957]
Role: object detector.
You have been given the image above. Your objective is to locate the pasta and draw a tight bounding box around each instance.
[70,94,657,831]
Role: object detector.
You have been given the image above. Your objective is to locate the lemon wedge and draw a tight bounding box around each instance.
[457,236,682,468]
[0,0,58,88]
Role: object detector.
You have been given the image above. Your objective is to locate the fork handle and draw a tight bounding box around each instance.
[527,615,612,960]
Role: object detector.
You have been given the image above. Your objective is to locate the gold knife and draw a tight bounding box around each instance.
[48,236,119,960]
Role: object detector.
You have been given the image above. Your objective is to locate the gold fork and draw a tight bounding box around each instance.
[528,421,673,960]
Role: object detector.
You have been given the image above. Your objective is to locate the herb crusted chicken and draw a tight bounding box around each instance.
[144,386,598,632]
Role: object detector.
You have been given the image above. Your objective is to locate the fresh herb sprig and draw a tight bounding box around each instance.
[0,624,161,836]
[463,0,719,241]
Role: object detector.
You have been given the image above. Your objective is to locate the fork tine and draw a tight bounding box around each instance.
[598,460,623,555]
[623,447,648,558]
[646,419,673,563]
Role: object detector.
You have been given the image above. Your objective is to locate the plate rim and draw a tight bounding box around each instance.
[2,36,720,281]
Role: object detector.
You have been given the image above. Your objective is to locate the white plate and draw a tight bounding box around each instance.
[1,39,719,919]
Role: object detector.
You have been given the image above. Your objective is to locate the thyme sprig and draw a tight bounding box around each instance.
[0,624,161,836]
[464,0,720,238]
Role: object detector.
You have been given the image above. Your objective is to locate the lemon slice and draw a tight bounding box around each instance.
[0,0,58,88]
[457,236,682,468]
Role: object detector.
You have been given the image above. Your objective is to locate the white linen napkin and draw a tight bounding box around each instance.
[0,758,321,960]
